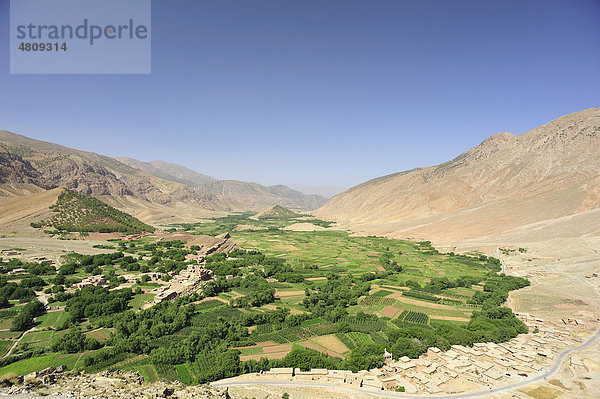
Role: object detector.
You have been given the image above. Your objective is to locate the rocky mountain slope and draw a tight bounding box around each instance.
[117,157,326,211]
[116,157,216,186]
[0,131,211,204]
[0,131,326,226]
[0,148,46,189]
[316,108,600,241]
[200,180,325,211]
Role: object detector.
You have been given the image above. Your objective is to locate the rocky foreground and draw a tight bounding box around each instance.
[0,367,231,399]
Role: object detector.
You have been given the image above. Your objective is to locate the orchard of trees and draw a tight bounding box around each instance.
[32,189,155,234]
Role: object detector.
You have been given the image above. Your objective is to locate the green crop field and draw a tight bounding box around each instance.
[129,293,155,310]
[36,311,68,328]
[397,310,429,325]
[370,331,388,345]
[156,364,178,381]
[385,300,470,319]
[86,329,112,341]
[0,318,12,330]
[0,353,80,378]
[194,300,226,312]
[371,289,393,297]
[175,364,193,385]
[0,331,20,340]
[346,332,372,346]
[139,364,159,383]
[300,318,325,327]
[21,330,61,346]
[360,296,395,306]
[335,333,356,350]
[230,229,491,281]
[239,346,264,356]
[0,340,13,357]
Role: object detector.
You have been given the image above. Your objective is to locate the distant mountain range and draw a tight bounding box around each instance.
[115,158,217,187]
[316,108,600,241]
[0,131,326,225]
[115,158,326,211]
[3,107,598,240]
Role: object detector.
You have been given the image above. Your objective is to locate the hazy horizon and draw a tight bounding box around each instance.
[1,0,599,189]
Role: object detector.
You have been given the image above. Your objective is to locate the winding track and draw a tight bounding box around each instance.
[212,326,600,398]
[2,327,39,359]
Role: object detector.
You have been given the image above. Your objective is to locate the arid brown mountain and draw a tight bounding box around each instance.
[0,131,326,226]
[117,157,326,211]
[316,108,600,241]
[0,147,46,188]
[201,180,326,211]
[0,131,218,209]
[259,184,326,210]
[116,157,217,186]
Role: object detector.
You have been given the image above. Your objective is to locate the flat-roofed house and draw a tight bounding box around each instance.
[390,361,415,373]
[293,368,326,382]
[361,374,383,391]
[265,367,293,379]
[380,375,411,390]
[8,268,26,275]
[344,372,363,387]
[483,367,504,381]
[427,347,441,358]
[325,369,348,384]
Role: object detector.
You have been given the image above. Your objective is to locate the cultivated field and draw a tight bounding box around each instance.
[0,212,519,386]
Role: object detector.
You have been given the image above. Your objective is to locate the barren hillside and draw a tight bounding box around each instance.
[118,157,326,211]
[0,131,218,207]
[116,157,217,186]
[201,180,325,211]
[315,108,600,241]
[0,188,61,233]
[0,131,326,228]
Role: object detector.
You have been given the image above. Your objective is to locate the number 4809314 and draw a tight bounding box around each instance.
[18,42,67,52]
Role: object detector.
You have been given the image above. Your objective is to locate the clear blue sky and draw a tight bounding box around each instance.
[1,0,599,194]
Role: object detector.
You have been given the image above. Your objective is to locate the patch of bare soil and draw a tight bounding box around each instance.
[228,382,375,399]
[262,344,293,354]
[312,335,349,354]
[380,306,400,318]
[299,340,345,360]
[86,232,122,240]
[275,289,305,297]
[283,222,327,231]
[429,315,470,322]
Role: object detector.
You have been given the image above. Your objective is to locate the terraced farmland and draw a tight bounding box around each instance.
[0,212,527,386]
